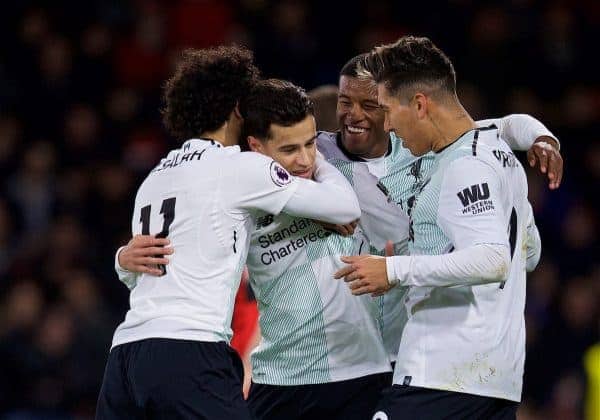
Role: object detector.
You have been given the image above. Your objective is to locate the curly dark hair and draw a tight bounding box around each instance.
[162,45,260,141]
[239,78,314,147]
[360,36,456,98]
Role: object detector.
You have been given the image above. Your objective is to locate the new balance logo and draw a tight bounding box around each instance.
[457,183,490,207]
[256,214,274,229]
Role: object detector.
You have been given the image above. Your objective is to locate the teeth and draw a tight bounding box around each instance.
[347,125,366,134]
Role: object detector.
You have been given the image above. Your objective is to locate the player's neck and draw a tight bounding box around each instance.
[362,138,389,159]
[430,103,476,152]
[200,124,235,147]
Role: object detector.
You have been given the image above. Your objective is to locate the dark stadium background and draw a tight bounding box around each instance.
[0,1,598,419]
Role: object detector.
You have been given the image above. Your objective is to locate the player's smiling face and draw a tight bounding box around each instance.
[249,115,317,179]
[336,76,389,158]
[378,83,430,157]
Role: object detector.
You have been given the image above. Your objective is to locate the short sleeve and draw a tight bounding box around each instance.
[437,157,509,250]
[226,152,300,216]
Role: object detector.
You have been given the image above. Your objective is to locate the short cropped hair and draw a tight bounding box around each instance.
[360,36,457,98]
[339,53,368,78]
[239,79,314,143]
[162,45,259,141]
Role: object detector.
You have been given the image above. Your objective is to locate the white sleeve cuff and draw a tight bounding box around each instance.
[386,255,410,286]
[386,244,510,288]
[114,246,138,290]
[114,246,127,272]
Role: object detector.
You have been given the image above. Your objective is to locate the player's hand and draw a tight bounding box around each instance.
[527,136,563,189]
[371,241,396,297]
[118,235,173,276]
[318,219,358,236]
[334,255,392,296]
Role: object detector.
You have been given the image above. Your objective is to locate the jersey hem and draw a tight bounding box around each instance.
[391,378,521,403]
[111,331,226,350]
[251,363,392,386]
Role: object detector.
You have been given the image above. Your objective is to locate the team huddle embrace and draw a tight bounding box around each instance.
[96,36,563,420]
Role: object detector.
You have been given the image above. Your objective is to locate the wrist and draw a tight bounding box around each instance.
[115,246,129,272]
[386,256,399,286]
[535,135,559,151]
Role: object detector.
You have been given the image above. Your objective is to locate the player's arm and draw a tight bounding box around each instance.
[477,114,563,189]
[286,155,361,223]
[231,153,360,224]
[335,158,511,293]
[389,158,512,288]
[352,163,410,248]
[525,202,542,272]
[477,114,560,151]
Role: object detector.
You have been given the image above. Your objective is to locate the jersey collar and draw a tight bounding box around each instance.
[183,138,225,150]
[334,131,392,162]
[434,124,498,155]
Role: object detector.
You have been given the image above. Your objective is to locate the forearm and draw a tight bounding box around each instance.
[284,159,361,224]
[386,243,510,287]
[477,114,559,151]
[526,221,542,272]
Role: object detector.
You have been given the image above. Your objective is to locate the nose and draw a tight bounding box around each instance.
[383,114,392,133]
[348,102,365,122]
[297,148,311,167]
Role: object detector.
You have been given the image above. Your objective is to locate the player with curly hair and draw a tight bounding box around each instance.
[96,45,361,420]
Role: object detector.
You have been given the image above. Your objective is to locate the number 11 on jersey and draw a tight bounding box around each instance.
[139,197,176,275]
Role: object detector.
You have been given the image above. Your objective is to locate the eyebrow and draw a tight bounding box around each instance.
[339,94,377,105]
[278,134,318,149]
[305,134,318,143]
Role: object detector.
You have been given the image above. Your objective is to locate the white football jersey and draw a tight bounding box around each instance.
[337,115,555,362]
[112,139,308,348]
[393,127,530,402]
[247,213,391,385]
[317,131,415,361]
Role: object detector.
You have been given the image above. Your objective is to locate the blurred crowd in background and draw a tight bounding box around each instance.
[0,1,598,419]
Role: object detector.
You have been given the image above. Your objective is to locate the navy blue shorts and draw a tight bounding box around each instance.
[96,338,253,419]
[373,384,518,420]
[248,372,392,420]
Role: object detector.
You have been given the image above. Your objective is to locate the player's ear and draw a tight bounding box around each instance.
[413,93,428,120]
[233,103,243,120]
[247,136,263,153]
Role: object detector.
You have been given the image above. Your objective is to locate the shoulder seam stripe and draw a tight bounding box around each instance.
[472,130,479,156]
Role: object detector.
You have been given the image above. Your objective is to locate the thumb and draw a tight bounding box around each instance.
[385,240,394,257]
[340,255,357,264]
